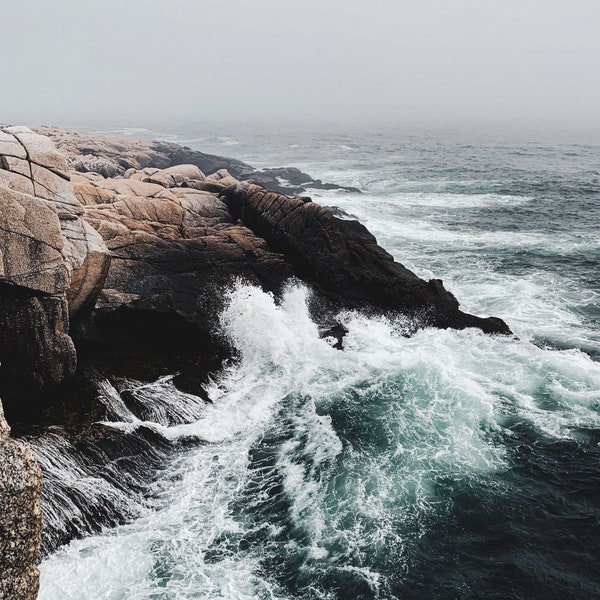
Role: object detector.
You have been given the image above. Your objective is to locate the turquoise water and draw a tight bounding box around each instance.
[38,125,600,599]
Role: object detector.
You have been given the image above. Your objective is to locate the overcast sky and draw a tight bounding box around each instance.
[2,0,599,127]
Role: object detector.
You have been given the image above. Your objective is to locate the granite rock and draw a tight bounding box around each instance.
[35,126,359,195]
[0,406,42,600]
[0,127,109,422]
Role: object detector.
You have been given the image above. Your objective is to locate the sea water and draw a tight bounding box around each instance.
[37,123,600,599]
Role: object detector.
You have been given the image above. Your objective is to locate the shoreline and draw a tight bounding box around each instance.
[0,124,509,597]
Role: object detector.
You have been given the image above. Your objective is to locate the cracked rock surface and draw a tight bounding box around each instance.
[0,126,109,421]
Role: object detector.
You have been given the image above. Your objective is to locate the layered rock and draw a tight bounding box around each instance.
[0,406,42,600]
[222,183,510,333]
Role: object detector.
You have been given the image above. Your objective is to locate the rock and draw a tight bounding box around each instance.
[259,166,361,194]
[0,125,512,568]
[66,220,112,317]
[70,155,124,178]
[5,126,69,176]
[322,205,358,220]
[35,126,359,196]
[0,186,68,294]
[0,166,35,196]
[0,405,42,600]
[0,130,28,160]
[71,169,294,386]
[146,164,206,188]
[34,126,174,178]
[0,127,111,318]
[0,283,77,423]
[0,127,109,422]
[205,168,239,187]
[221,183,511,334]
[320,323,348,350]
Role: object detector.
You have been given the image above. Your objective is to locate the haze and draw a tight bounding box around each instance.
[2,0,599,127]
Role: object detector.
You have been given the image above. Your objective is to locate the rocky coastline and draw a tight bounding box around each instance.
[0,125,510,597]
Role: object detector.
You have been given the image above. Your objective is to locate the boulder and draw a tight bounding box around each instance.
[35,126,360,195]
[130,164,207,189]
[0,186,68,294]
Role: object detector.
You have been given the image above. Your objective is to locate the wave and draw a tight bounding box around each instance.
[38,283,600,599]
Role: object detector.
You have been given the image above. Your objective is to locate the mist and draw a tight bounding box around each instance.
[2,0,599,127]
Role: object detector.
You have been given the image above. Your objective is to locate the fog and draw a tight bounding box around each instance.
[1,0,599,127]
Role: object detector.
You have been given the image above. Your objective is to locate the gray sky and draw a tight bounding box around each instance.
[2,0,599,126]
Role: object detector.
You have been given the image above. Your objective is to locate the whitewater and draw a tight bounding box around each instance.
[36,124,600,599]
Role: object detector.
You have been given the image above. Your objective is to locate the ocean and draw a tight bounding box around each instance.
[36,123,600,599]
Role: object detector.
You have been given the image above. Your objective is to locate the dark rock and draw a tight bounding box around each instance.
[0,127,109,423]
[320,323,349,350]
[69,170,295,388]
[221,183,511,334]
[0,283,76,424]
[322,205,358,219]
[260,167,361,194]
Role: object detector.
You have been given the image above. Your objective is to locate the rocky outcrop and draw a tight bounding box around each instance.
[0,126,109,422]
[0,123,514,399]
[34,126,359,195]
[1,125,509,415]
[0,127,112,599]
[0,126,511,579]
[67,166,294,391]
[0,405,42,600]
[222,183,510,333]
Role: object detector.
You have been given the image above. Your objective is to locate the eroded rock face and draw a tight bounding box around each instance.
[222,183,511,334]
[0,127,109,422]
[69,167,294,387]
[0,406,42,600]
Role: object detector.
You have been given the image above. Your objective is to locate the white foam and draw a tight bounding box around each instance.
[39,283,600,598]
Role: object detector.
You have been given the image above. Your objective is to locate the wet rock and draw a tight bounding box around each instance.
[72,168,294,384]
[260,166,361,194]
[221,183,511,334]
[320,323,348,350]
